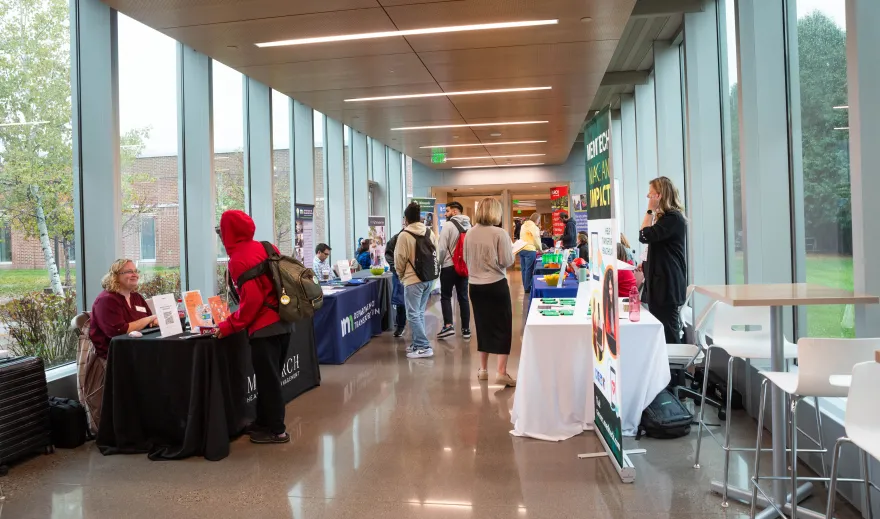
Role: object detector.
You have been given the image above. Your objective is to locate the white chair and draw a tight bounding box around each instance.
[826,360,880,519]
[693,302,801,508]
[668,286,713,402]
[749,338,880,519]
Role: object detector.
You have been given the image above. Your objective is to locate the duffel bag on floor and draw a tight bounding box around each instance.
[637,389,694,440]
[48,397,91,448]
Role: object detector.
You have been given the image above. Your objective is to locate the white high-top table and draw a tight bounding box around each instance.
[694,284,879,519]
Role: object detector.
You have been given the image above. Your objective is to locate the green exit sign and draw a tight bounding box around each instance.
[512,199,520,204]
[431,148,446,164]
[517,210,522,214]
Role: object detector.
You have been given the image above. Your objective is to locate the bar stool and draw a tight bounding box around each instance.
[693,302,801,508]
[826,360,880,519]
[749,338,880,518]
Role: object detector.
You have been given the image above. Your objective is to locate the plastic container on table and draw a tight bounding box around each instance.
[628,286,641,322]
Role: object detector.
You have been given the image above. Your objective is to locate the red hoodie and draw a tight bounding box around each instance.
[217,210,280,337]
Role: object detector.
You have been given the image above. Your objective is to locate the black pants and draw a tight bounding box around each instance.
[440,266,470,329]
[250,332,289,435]
[650,303,682,344]
[395,304,407,330]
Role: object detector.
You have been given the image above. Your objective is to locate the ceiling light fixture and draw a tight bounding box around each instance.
[452,163,545,169]
[834,126,850,130]
[444,154,546,161]
[833,105,849,110]
[345,86,551,103]
[256,19,558,48]
[420,140,546,149]
[392,121,547,131]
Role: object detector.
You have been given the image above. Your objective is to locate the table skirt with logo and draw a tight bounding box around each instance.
[314,281,385,364]
[97,320,319,461]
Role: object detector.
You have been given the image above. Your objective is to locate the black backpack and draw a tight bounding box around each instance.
[636,389,694,440]
[236,242,324,323]
[48,397,91,448]
[404,228,440,282]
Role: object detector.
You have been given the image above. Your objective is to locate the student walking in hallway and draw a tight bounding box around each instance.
[395,202,440,358]
[464,198,516,387]
[437,201,472,340]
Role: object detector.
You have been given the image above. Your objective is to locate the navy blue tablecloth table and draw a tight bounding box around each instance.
[529,275,580,310]
[314,281,384,364]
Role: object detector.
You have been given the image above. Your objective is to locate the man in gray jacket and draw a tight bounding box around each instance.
[436,201,472,340]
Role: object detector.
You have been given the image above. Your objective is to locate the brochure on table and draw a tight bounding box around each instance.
[183,290,212,331]
[151,293,183,338]
[584,106,630,482]
[337,261,352,282]
[208,296,230,324]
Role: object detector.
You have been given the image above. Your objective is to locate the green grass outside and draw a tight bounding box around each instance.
[0,265,179,298]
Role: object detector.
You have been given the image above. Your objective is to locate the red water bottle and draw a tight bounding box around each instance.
[628,286,641,322]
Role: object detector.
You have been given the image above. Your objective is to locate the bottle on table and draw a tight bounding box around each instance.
[628,286,641,322]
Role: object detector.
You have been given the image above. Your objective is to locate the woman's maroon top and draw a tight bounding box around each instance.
[89,290,152,359]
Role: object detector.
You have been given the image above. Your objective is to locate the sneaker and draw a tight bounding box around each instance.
[477,369,488,380]
[496,372,517,387]
[250,431,290,444]
[406,347,434,359]
[462,328,472,339]
[437,325,455,339]
[393,328,404,338]
[405,344,415,354]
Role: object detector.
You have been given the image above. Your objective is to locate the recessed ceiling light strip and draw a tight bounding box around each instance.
[392,121,548,131]
[419,140,546,149]
[443,154,546,160]
[344,86,551,103]
[256,20,558,48]
[451,163,545,169]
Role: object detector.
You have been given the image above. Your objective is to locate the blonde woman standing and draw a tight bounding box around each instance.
[464,198,516,386]
[639,176,687,343]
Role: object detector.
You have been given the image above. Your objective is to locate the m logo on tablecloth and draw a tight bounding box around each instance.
[340,301,379,337]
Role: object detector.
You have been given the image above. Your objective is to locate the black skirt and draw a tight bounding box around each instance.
[469,278,513,355]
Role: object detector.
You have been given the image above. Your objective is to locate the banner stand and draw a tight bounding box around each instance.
[577,433,645,484]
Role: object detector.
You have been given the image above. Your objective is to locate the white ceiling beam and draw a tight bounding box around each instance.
[600,71,650,86]
[630,0,703,18]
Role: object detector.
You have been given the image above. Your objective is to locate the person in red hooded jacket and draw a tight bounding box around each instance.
[215,210,290,444]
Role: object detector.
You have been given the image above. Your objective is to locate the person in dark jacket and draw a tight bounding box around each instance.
[215,210,290,444]
[577,232,590,263]
[513,218,522,240]
[638,176,688,344]
[560,211,577,249]
[385,223,407,337]
[356,238,373,270]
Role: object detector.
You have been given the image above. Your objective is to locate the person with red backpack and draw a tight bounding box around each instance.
[215,210,290,444]
[436,201,471,340]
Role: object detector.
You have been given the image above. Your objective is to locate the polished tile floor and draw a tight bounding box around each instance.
[0,274,861,519]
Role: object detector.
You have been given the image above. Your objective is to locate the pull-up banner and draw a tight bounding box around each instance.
[550,185,569,237]
[586,107,624,477]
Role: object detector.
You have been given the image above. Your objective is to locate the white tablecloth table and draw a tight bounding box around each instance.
[511,282,670,440]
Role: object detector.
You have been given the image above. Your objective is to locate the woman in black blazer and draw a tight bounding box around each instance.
[638,176,688,344]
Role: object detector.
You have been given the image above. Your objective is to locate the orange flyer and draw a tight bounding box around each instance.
[208,296,230,324]
[183,290,211,328]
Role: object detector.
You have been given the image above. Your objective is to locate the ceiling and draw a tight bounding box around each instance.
[102,0,637,169]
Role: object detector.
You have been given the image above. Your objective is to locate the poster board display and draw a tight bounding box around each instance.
[410,197,436,228]
[585,107,627,480]
[436,203,447,233]
[573,193,589,233]
[367,215,386,267]
[550,186,569,237]
[183,290,212,330]
[208,296,230,324]
[295,205,315,268]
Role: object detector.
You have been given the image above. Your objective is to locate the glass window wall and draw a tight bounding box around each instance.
[719,0,744,283]
[272,90,292,254]
[212,61,245,259]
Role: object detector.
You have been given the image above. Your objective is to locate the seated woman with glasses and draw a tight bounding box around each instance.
[83,259,157,433]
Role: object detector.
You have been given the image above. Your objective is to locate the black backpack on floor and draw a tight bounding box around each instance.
[48,397,91,448]
[636,389,694,440]
[404,228,440,282]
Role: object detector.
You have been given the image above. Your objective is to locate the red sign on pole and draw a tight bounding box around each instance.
[550,185,569,237]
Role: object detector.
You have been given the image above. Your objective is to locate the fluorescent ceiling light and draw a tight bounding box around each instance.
[833,105,849,110]
[256,19,558,48]
[420,140,546,149]
[444,154,546,161]
[834,127,850,130]
[0,120,48,128]
[345,86,551,103]
[452,163,545,169]
[392,121,548,131]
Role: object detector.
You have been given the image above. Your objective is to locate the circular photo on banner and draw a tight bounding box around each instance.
[592,295,604,363]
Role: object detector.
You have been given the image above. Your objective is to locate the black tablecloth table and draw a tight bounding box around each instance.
[96,319,319,461]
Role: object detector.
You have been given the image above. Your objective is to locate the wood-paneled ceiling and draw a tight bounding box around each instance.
[103,0,637,168]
